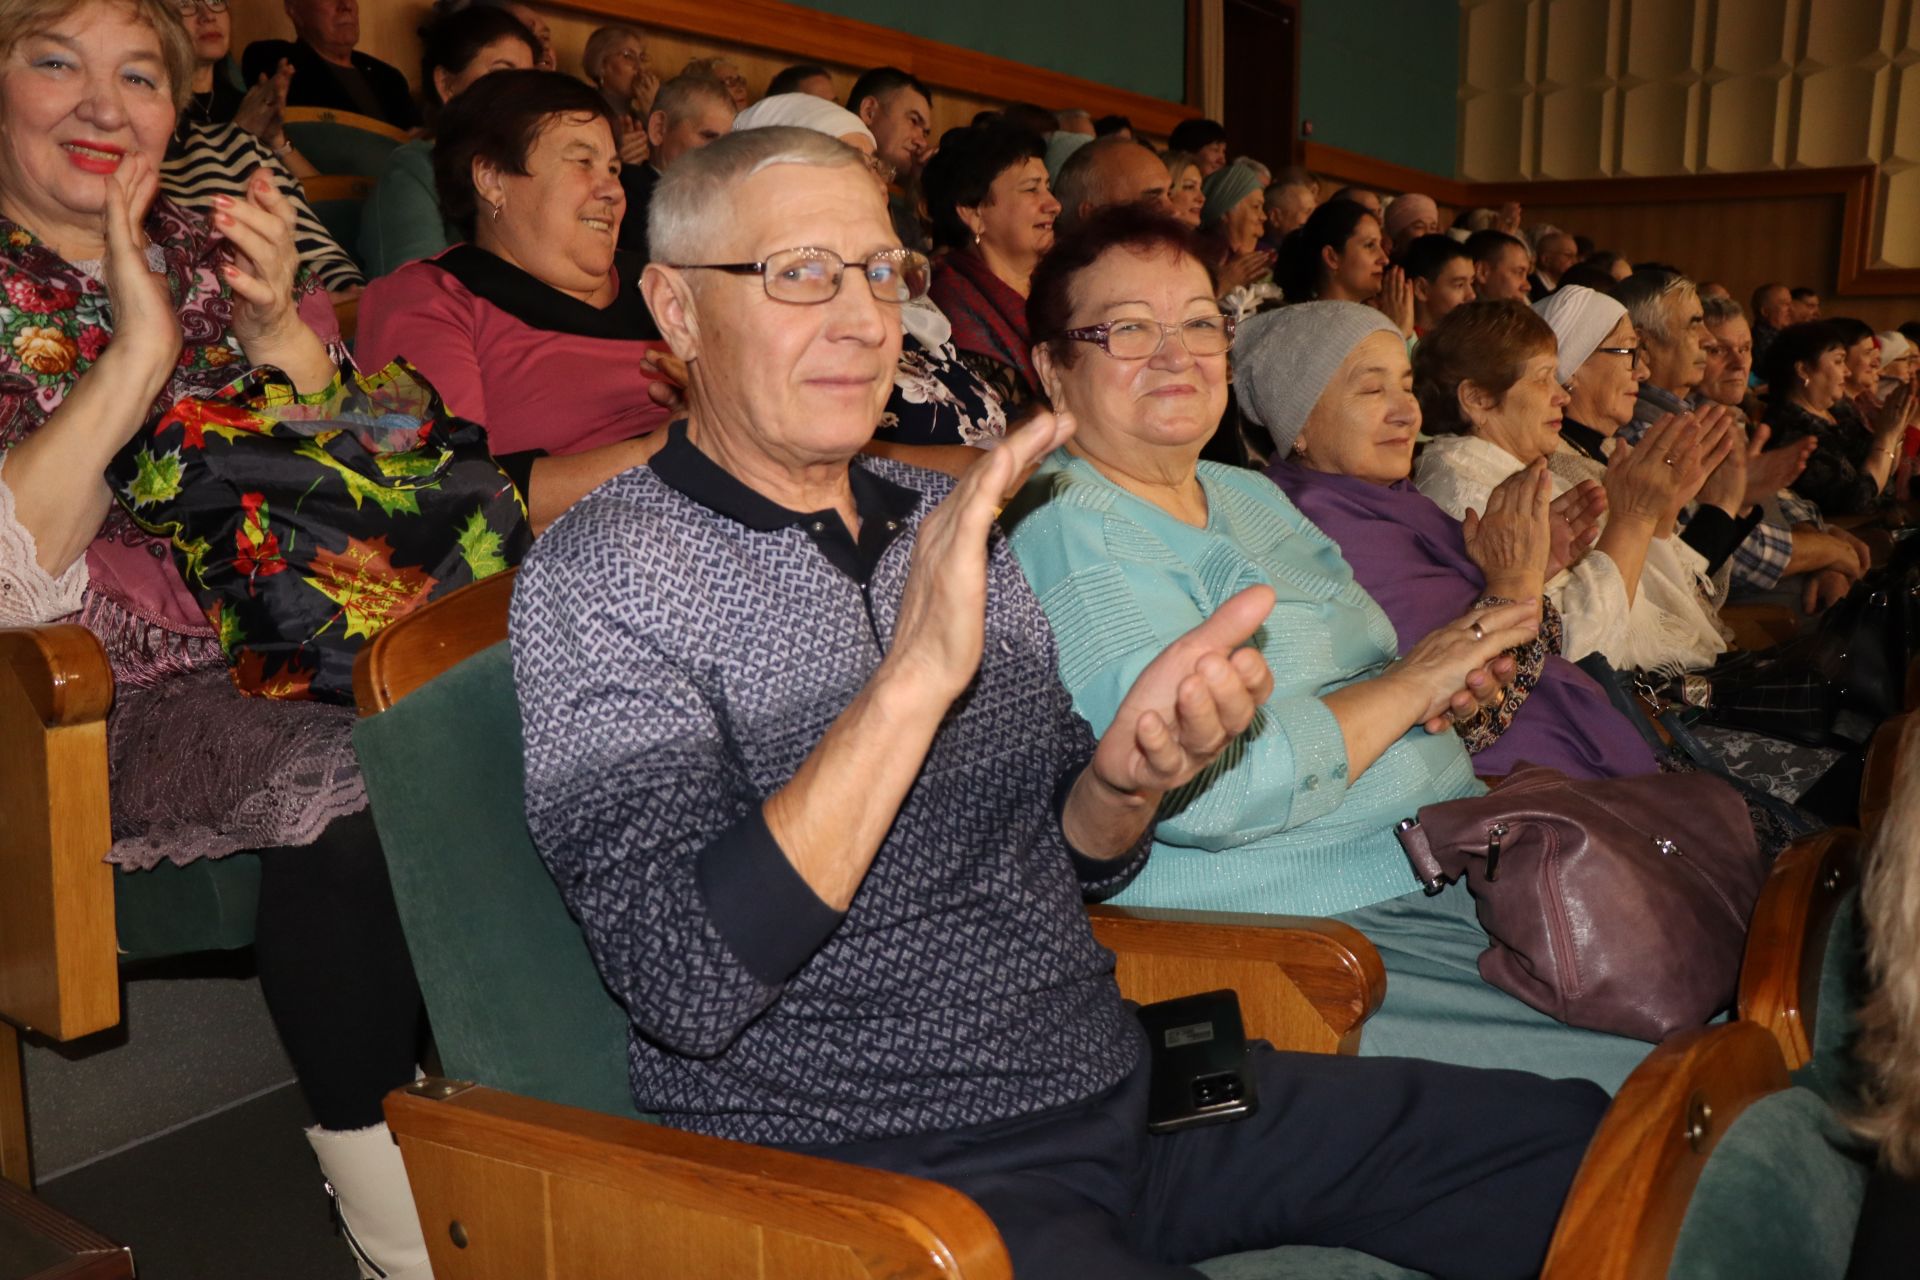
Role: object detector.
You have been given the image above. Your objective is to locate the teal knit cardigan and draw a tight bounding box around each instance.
[1006,450,1483,917]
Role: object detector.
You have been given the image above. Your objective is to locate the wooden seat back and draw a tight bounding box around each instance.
[1737,829,1866,1072]
[353,570,517,715]
[1860,711,1914,835]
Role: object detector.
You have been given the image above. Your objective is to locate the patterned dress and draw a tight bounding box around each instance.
[0,198,365,868]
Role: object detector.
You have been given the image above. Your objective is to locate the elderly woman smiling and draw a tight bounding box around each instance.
[0,1,431,1274]
[356,70,672,533]
[1004,208,1660,1088]
[1415,298,1735,674]
[1254,302,1657,783]
[922,122,1061,408]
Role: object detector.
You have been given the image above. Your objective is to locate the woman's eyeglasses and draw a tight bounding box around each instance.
[1062,315,1237,361]
[1594,344,1649,373]
[669,246,931,304]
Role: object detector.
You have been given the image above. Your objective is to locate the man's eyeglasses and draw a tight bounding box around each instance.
[175,0,228,12]
[1062,315,1237,361]
[1594,345,1649,373]
[669,247,931,304]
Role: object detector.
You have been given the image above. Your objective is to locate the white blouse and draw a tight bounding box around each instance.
[1414,433,1730,673]
[0,451,87,629]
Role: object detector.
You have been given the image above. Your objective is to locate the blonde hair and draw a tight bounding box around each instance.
[1854,715,1920,1175]
[0,0,196,110]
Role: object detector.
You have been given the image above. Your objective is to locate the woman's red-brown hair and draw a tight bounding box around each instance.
[1412,299,1558,436]
[1027,203,1218,372]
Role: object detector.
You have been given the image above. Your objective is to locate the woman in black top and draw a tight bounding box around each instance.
[1761,321,1912,516]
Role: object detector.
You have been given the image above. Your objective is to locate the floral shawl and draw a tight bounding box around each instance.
[928,248,1037,401]
[0,197,341,680]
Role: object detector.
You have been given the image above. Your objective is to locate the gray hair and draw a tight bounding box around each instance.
[1612,268,1697,344]
[582,25,643,84]
[1701,294,1745,327]
[1051,137,1131,233]
[650,72,734,128]
[650,126,869,263]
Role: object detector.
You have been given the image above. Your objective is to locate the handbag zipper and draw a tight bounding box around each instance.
[1490,777,1748,931]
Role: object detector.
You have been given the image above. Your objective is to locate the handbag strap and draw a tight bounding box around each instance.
[1575,653,1669,753]
[1393,818,1451,895]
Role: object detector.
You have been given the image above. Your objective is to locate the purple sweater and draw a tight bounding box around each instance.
[1268,461,1658,781]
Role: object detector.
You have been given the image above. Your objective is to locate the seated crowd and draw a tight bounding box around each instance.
[3,1,1919,1278]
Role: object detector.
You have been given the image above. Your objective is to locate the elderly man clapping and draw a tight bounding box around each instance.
[509,128,1604,1280]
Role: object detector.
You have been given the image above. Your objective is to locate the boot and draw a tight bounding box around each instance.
[305,1122,435,1280]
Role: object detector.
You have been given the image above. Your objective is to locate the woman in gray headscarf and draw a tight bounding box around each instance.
[1199,159,1277,305]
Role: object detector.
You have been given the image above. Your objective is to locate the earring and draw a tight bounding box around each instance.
[490,199,505,221]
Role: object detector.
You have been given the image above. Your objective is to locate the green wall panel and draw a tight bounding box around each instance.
[1299,0,1459,177]
[786,0,1186,102]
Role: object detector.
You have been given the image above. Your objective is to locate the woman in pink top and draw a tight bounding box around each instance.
[357,71,672,532]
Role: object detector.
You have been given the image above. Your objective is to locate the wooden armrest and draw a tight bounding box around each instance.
[1087,904,1385,1055]
[1718,602,1799,651]
[1541,1022,1789,1280]
[1737,828,1865,1070]
[0,624,113,727]
[386,1081,1010,1280]
[0,624,116,1042]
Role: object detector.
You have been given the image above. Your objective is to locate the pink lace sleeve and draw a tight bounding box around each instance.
[0,450,87,626]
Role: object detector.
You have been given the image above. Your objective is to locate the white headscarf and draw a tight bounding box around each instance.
[1878,331,1914,368]
[731,93,875,148]
[1534,285,1628,385]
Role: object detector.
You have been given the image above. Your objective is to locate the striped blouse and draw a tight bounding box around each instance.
[161,120,365,293]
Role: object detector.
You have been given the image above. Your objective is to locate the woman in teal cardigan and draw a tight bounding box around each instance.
[1006,205,1660,1091]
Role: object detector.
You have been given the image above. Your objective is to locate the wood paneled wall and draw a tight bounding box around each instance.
[230,0,1189,145]
[1303,143,1920,331]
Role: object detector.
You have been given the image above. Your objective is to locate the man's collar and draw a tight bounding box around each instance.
[649,421,921,533]
[1637,381,1691,417]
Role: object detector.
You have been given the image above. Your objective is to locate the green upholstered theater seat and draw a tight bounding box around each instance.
[113,847,261,964]
[1795,888,1866,1106]
[282,110,405,180]
[352,642,640,1121]
[1665,1087,1870,1279]
[354,640,1432,1279]
[1197,1247,1428,1279]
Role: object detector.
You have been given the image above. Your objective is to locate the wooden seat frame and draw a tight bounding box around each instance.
[1738,828,1867,1072]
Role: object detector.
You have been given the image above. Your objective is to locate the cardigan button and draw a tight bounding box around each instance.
[809,521,825,533]
[1304,774,1319,791]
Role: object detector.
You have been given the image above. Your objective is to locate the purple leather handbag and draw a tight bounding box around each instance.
[1394,764,1767,1042]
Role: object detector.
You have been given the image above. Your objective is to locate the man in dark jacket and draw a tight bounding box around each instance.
[243,0,418,130]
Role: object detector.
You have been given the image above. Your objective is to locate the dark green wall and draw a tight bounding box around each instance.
[1299,0,1459,177]
[786,0,1186,102]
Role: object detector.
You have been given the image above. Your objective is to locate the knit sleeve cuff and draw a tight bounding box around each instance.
[1053,758,1151,898]
[695,807,845,986]
[1270,693,1351,827]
